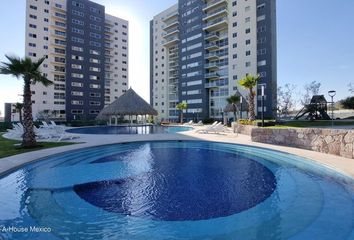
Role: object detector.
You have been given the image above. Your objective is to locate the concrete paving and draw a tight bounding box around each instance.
[1,127,354,180]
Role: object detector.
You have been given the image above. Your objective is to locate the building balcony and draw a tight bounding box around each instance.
[163,11,179,23]
[205,62,220,70]
[205,42,220,51]
[205,32,220,41]
[203,6,227,21]
[203,17,228,31]
[203,0,228,12]
[163,20,179,31]
[104,43,114,50]
[205,52,220,61]
[164,28,179,38]
[163,36,179,47]
[205,72,221,80]
[205,79,228,88]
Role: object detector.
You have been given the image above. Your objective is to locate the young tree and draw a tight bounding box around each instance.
[176,102,188,124]
[349,83,354,94]
[0,55,53,147]
[301,81,321,105]
[14,102,24,123]
[277,84,297,118]
[226,94,240,122]
[239,74,260,120]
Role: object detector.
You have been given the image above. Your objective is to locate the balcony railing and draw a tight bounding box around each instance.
[203,17,227,29]
[205,79,229,88]
[203,0,227,11]
[203,6,227,20]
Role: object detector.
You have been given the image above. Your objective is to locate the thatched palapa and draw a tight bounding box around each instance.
[97,88,157,121]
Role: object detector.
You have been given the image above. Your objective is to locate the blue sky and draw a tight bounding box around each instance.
[0,0,353,116]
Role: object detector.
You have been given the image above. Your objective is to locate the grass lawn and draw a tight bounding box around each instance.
[274,120,354,128]
[0,133,76,159]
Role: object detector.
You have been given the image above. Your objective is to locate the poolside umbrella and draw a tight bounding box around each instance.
[97,88,158,124]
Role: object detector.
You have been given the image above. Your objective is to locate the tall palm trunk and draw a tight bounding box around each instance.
[248,88,255,120]
[22,77,37,147]
[180,111,184,124]
[233,104,237,121]
[19,110,23,123]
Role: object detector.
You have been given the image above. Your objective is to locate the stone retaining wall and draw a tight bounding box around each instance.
[251,128,354,159]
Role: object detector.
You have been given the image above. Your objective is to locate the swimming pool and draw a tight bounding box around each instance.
[66,125,192,134]
[0,141,353,240]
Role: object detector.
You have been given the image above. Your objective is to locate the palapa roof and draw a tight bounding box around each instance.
[97,88,158,119]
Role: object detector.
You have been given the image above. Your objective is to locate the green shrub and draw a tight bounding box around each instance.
[67,120,107,127]
[238,119,255,125]
[0,122,13,132]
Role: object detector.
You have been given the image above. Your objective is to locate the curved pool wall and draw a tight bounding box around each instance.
[66,125,192,134]
[0,141,353,240]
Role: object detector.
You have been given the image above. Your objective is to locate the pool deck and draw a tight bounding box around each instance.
[1,127,354,180]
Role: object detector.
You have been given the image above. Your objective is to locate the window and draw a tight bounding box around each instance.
[29,43,36,47]
[246,50,251,56]
[245,17,250,23]
[90,58,100,64]
[246,39,251,45]
[71,55,84,61]
[233,43,237,48]
[30,5,37,10]
[29,52,37,57]
[257,60,266,66]
[90,15,101,22]
[71,64,82,69]
[90,7,100,14]
[89,67,101,72]
[72,27,84,35]
[72,10,84,17]
[233,33,237,38]
[55,30,65,36]
[245,62,251,67]
[72,82,83,87]
[54,84,65,90]
[72,36,84,43]
[90,92,101,97]
[245,6,251,12]
[90,32,101,39]
[71,110,84,114]
[90,49,100,55]
[29,33,37,38]
[232,1,237,6]
[72,46,83,52]
[72,1,84,8]
[90,41,101,47]
[90,24,101,31]
[71,100,83,105]
[72,19,84,26]
[90,84,101,89]
[90,101,101,106]
[71,91,83,96]
[29,14,37,19]
[72,73,84,78]
[89,75,100,80]
[245,28,250,34]
[55,12,66,19]
[233,54,237,59]
[29,24,37,28]
[55,39,66,45]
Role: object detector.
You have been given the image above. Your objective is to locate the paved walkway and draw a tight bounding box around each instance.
[1,128,354,180]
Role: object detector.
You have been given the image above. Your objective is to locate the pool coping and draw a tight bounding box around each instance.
[1,129,354,180]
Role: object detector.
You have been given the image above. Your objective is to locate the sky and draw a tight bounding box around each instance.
[0,0,353,116]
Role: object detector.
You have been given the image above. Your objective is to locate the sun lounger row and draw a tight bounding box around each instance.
[196,121,230,134]
[6,122,79,142]
[183,120,203,126]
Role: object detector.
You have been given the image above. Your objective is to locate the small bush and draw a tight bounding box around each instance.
[238,119,255,125]
[67,120,107,127]
[0,122,13,132]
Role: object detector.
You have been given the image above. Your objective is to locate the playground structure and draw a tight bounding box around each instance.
[295,95,331,120]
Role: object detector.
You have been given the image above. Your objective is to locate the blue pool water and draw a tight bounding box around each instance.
[0,141,353,240]
[66,125,192,134]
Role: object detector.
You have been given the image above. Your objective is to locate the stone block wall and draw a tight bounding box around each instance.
[251,128,354,159]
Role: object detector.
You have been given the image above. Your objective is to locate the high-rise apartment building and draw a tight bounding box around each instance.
[25,0,129,121]
[150,0,276,122]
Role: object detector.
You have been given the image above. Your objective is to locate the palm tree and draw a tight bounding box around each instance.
[226,94,240,122]
[176,102,188,124]
[239,74,260,120]
[14,102,24,123]
[0,55,53,147]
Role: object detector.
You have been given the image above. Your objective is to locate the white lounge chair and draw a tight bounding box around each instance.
[196,121,219,133]
[183,120,194,126]
[55,127,79,142]
[193,120,203,126]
